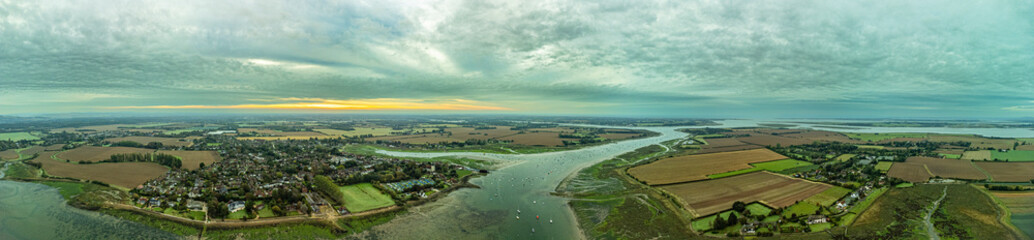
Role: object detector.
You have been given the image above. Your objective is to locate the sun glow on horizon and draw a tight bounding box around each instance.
[110,98,513,111]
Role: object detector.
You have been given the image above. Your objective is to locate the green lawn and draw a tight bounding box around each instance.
[0,132,40,141]
[456,169,473,178]
[188,211,206,220]
[895,182,914,188]
[227,210,248,219]
[804,187,852,206]
[782,202,821,218]
[745,203,772,216]
[339,183,395,212]
[835,154,856,162]
[691,211,742,232]
[257,207,275,218]
[990,150,1034,162]
[845,133,927,142]
[809,222,833,232]
[707,167,763,179]
[753,159,813,171]
[875,161,893,172]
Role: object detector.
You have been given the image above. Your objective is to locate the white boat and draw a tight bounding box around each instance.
[516,215,520,220]
[532,228,535,233]
[550,219,553,223]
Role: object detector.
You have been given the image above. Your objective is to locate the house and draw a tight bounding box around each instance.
[228,201,246,213]
[187,200,205,211]
[148,198,162,207]
[807,215,828,225]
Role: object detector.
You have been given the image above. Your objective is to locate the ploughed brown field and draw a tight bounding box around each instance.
[57,146,156,162]
[0,149,18,160]
[887,156,988,182]
[30,154,168,188]
[974,162,1034,182]
[158,150,222,170]
[628,148,788,185]
[105,136,193,147]
[660,171,832,217]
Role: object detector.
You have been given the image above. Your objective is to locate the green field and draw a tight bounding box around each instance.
[839,187,887,226]
[339,183,395,212]
[875,161,893,172]
[753,159,814,171]
[809,222,833,232]
[456,169,473,178]
[745,203,772,216]
[708,159,813,178]
[990,150,1034,161]
[856,145,885,149]
[835,154,857,162]
[939,153,962,159]
[895,182,914,188]
[0,132,40,141]
[845,133,927,142]
[707,167,763,178]
[782,202,821,218]
[691,211,742,232]
[804,187,852,206]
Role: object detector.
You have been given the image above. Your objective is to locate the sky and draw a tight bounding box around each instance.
[1,0,1033,118]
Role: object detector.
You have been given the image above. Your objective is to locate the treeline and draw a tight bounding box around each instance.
[314,175,344,205]
[680,128,731,135]
[81,153,182,169]
[110,140,164,149]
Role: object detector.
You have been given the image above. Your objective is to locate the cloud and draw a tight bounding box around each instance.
[110,98,512,111]
[1,0,1032,117]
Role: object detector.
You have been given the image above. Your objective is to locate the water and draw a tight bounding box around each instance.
[0,180,179,240]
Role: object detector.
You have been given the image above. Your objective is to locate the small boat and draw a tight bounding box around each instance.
[550,219,553,223]
[532,228,535,233]
[536,215,539,220]
[516,215,520,220]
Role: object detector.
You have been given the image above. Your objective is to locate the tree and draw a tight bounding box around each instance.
[732,201,747,213]
[727,213,739,225]
[199,162,205,169]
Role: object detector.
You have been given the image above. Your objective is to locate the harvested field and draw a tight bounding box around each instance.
[498,132,567,146]
[0,149,19,160]
[962,150,992,160]
[43,144,66,151]
[934,149,966,155]
[18,146,48,157]
[30,154,168,188]
[448,126,520,139]
[105,136,192,147]
[157,150,222,170]
[992,191,1034,214]
[928,135,1018,150]
[781,131,863,144]
[660,171,832,217]
[888,157,987,182]
[56,146,155,163]
[974,162,1034,182]
[629,148,788,185]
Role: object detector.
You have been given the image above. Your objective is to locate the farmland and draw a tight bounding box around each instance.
[974,162,1034,182]
[30,154,169,188]
[659,171,832,217]
[707,159,813,179]
[629,149,788,185]
[55,146,155,163]
[991,150,1034,162]
[157,150,222,170]
[850,184,1020,239]
[0,132,40,141]
[991,191,1034,238]
[845,132,927,142]
[962,150,992,160]
[875,161,893,172]
[339,183,395,212]
[803,186,852,206]
[104,136,193,147]
[887,157,988,182]
[0,149,19,160]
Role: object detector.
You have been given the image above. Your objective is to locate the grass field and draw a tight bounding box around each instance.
[838,187,887,226]
[856,145,885,149]
[629,148,788,185]
[939,153,962,159]
[804,186,852,206]
[835,154,856,162]
[845,132,927,142]
[0,132,40,141]
[39,181,86,199]
[707,159,813,179]
[963,150,992,160]
[875,161,893,172]
[691,211,742,232]
[991,150,1034,162]
[782,202,821,218]
[745,203,772,216]
[339,183,395,212]
[661,171,832,217]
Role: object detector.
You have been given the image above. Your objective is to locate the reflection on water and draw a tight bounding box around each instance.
[0,180,178,240]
